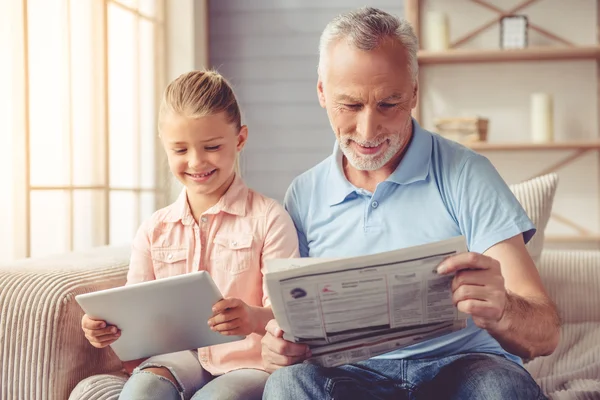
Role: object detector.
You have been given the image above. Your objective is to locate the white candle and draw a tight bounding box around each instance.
[424,12,449,51]
[530,93,554,143]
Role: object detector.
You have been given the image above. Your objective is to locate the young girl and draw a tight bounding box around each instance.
[79,70,299,400]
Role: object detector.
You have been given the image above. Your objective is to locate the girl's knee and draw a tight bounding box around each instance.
[119,368,181,400]
[140,367,178,386]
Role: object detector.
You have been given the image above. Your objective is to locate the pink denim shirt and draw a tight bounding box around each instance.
[126,175,300,375]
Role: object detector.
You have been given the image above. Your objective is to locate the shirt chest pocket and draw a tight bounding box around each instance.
[212,233,254,275]
[150,248,188,279]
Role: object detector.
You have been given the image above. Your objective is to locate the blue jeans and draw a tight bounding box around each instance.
[263,353,548,400]
[118,350,269,400]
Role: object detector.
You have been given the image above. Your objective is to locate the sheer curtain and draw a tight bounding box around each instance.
[0,0,169,261]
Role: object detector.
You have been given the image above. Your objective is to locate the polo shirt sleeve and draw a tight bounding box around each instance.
[453,153,536,254]
[283,181,310,258]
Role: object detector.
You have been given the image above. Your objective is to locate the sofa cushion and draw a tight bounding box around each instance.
[509,173,558,264]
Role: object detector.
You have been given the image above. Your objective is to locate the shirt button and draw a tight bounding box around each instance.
[372,201,379,209]
[231,240,237,246]
[201,216,208,223]
[167,253,173,260]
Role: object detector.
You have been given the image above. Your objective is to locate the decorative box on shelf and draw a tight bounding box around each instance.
[433,117,489,144]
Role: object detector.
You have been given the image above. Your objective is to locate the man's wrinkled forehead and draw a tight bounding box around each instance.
[332,91,406,104]
[320,39,412,86]
[321,36,409,68]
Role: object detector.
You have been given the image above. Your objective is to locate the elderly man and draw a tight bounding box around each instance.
[260,6,559,400]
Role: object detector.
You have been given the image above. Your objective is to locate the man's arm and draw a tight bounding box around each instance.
[438,234,560,360]
[483,235,560,358]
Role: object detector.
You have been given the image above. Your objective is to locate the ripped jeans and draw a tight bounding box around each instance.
[118,350,269,400]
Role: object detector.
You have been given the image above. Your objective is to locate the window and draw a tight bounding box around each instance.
[0,0,169,260]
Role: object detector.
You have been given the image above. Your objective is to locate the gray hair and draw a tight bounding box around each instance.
[318,7,419,82]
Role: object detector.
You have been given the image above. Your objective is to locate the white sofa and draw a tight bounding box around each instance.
[1,244,599,400]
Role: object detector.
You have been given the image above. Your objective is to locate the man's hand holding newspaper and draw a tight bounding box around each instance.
[263,236,472,369]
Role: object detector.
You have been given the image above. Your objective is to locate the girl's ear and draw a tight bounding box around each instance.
[236,125,249,151]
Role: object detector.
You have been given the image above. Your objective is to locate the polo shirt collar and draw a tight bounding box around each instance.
[326,118,432,206]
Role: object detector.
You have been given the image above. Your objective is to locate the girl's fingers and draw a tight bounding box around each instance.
[86,332,121,348]
[208,309,242,326]
[212,298,242,314]
[82,316,107,330]
[211,320,241,332]
[84,325,119,338]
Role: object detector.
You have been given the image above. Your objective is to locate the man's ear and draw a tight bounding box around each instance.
[410,81,419,109]
[237,125,248,151]
[317,78,326,109]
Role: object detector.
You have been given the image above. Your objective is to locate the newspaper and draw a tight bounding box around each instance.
[264,236,469,368]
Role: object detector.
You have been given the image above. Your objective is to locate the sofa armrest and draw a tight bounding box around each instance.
[0,245,131,400]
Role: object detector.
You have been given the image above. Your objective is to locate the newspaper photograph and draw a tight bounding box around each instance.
[265,236,469,367]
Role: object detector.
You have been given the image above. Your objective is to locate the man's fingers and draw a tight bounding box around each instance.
[452,284,489,306]
[451,270,489,292]
[261,325,311,373]
[265,352,307,368]
[265,319,283,338]
[265,335,308,357]
[457,299,501,320]
[438,252,498,275]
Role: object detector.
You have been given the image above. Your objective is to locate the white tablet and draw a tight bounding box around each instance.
[75,271,245,361]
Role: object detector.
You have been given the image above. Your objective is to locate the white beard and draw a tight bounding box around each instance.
[338,134,403,171]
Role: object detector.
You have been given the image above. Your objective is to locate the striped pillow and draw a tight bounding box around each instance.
[509,173,559,265]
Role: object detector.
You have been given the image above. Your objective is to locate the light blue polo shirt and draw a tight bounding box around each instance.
[283,119,535,364]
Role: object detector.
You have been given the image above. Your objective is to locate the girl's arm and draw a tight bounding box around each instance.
[246,305,275,336]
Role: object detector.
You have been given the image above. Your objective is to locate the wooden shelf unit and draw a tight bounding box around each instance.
[418,46,600,65]
[405,0,600,246]
[466,141,600,151]
[546,235,600,243]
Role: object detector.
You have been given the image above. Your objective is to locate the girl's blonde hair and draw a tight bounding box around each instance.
[158,70,242,173]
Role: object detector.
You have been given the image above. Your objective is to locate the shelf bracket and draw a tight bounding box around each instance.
[468,0,575,47]
[451,0,540,48]
[550,212,593,236]
[524,148,594,238]
[525,149,589,182]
